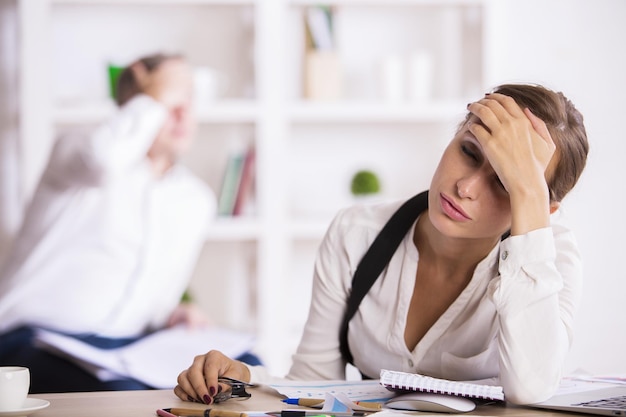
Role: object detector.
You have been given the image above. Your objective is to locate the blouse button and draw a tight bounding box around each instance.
[408,359,414,367]
[501,250,509,261]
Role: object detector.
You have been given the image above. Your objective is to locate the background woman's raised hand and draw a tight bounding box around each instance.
[131,58,193,111]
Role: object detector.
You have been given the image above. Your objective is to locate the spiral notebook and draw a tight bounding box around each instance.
[380,369,505,401]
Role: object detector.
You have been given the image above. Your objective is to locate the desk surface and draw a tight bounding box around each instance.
[31,386,573,417]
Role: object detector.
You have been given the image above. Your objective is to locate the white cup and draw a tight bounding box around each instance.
[379,55,405,103]
[0,367,30,411]
[408,51,434,103]
[193,66,229,106]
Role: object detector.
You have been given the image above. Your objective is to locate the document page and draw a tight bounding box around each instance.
[35,326,255,388]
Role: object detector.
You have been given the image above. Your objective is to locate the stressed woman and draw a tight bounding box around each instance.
[175,83,589,405]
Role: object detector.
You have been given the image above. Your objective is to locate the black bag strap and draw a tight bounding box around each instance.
[339,190,429,366]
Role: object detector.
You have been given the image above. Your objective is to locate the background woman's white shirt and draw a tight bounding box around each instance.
[0,95,216,338]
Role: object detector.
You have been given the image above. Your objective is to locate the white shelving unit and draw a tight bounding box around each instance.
[53,99,259,125]
[17,0,492,375]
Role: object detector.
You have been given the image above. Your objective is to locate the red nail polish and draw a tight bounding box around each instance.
[209,386,216,396]
[204,394,212,405]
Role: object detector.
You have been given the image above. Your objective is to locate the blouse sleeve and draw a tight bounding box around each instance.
[488,223,582,404]
[46,95,166,186]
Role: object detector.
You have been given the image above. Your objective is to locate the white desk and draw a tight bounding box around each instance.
[31,386,575,417]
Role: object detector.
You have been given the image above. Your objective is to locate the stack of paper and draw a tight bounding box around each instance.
[35,326,255,389]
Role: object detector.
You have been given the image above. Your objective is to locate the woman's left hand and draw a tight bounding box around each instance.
[467,93,557,234]
[467,93,555,197]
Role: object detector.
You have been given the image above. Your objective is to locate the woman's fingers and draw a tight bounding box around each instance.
[203,350,226,402]
[468,94,555,168]
[485,93,527,118]
[524,107,556,150]
[466,92,557,198]
[468,93,525,131]
[175,353,213,403]
[174,374,201,403]
[174,350,251,405]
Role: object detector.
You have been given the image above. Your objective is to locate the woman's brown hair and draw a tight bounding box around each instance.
[115,52,184,107]
[461,83,589,202]
[493,84,589,202]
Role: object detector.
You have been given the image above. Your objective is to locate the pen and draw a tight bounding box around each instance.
[268,411,365,417]
[162,408,249,417]
[157,410,178,417]
[281,399,382,410]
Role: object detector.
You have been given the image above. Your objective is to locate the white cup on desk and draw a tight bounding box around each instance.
[0,366,30,411]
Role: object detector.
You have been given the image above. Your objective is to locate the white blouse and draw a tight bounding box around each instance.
[250,199,582,405]
[0,95,215,338]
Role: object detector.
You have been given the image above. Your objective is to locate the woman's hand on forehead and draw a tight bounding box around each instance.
[465,93,556,198]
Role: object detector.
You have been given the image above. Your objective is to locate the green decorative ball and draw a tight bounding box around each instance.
[350,170,381,195]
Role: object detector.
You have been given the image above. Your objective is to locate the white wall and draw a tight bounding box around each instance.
[490,0,626,375]
[2,0,623,377]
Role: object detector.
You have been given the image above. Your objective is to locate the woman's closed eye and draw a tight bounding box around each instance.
[461,142,481,163]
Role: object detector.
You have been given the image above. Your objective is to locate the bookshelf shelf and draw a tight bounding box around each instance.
[290,0,484,6]
[205,217,262,241]
[288,100,467,124]
[53,99,258,125]
[196,101,259,124]
[51,0,255,5]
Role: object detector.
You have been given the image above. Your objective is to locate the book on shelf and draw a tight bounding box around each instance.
[217,145,255,217]
[305,5,334,51]
[232,146,255,216]
[379,369,505,401]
